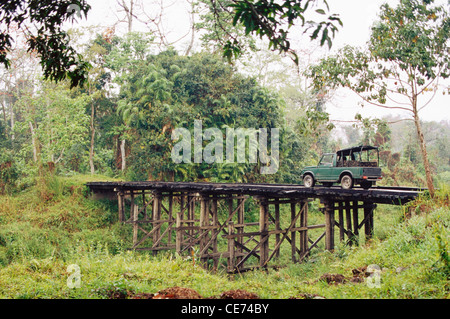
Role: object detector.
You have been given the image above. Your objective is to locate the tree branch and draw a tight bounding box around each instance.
[353,91,414,113]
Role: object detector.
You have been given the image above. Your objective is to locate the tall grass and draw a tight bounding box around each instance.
[0,174,448,298]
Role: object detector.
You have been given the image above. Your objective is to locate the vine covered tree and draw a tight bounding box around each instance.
[308,0,450,197]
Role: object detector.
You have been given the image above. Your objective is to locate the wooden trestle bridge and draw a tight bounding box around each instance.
[87,181,421,273]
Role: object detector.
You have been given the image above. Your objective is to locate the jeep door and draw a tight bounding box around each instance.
[315,154,334,181]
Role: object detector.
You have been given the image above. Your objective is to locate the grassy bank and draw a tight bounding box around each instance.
[0,175,448,299]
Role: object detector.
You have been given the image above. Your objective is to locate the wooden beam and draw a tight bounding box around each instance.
[364,202,376,241]
[290,202,297,262]
[168,194,173,244]
[352,200,359,242]
[152,192,162,254]
[132,204,139,246]
[176,196,183,255]
[211,198,219,269]
[323,200,335,251]
[197,197,247,257]
[299,231,326,262]
[234,239,262,270]
[345,201,354,245]
[259,197,269,268]
[223,226,323,239]
[237,197,245,268]
[338,201,345,241]
[228,221,235,272]
[199,196,209,264]
[299,201,308,257]
[262,202,306,267]
[142,190,148,220]
[274,202,280,259]
[117,191,125,222]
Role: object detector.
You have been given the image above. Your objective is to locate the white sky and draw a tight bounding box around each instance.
[72,0,449,123]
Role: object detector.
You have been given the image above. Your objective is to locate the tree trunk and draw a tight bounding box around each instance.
[120,139,126,171]
[9,97,14,141]
[29,121,38,162]
[412,97,435,197]
[1,97,7,127]
[117,0,134,32]
[184,0,196,56]
[89,102,95,175]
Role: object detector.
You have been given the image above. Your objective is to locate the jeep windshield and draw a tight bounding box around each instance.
[319,154,334,166]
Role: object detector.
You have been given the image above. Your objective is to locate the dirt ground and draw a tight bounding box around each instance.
[317,266,371,285]
[127,287,260,299]
[123,266,372,299]
[219,289,259,299]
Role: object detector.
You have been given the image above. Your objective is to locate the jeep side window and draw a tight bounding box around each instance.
[319,154,333,166]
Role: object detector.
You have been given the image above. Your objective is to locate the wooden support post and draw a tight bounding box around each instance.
[364,202,375,241]
[176,195,184,255]
[228,221,235,273]
[290,202,297,262]
[117,191,125,222]
[259,198,269,268]
[152,192,162,254]
[189,194,195,239]
[211,198,219,269]
[199,195,209,264]
[345,201,354,245]
[130,191,135,222]
[132,196,139,247]
[299,200,308,259]
[352,200,359,244]
[236,197,244,268]
[338,201,345,242]
[168,194,173,244]
[142,190,148,220]
[274,201,280,259]
[324,200,335,251]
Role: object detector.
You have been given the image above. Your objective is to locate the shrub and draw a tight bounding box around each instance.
[0,153,19,195]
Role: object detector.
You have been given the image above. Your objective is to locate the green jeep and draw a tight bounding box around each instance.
[300,145,382,189]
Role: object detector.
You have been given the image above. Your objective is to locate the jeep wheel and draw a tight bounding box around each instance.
[340,175,353,190]
[303,175,315,188]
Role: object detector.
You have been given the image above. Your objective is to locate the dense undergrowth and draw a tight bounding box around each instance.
[0,174,448,299]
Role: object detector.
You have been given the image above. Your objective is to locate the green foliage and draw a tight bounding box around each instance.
[0,174,124,268]
[0,0,92,88]
[109,47,303,182]
[211,0,343,63]
[432,229,450,279]
[0,151,19,194]
[370,1,450,80]
[196,0,258,56]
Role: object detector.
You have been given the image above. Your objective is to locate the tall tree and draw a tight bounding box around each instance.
[81,31,114,175]
[106,32,154,172]
[308,0,450,197]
